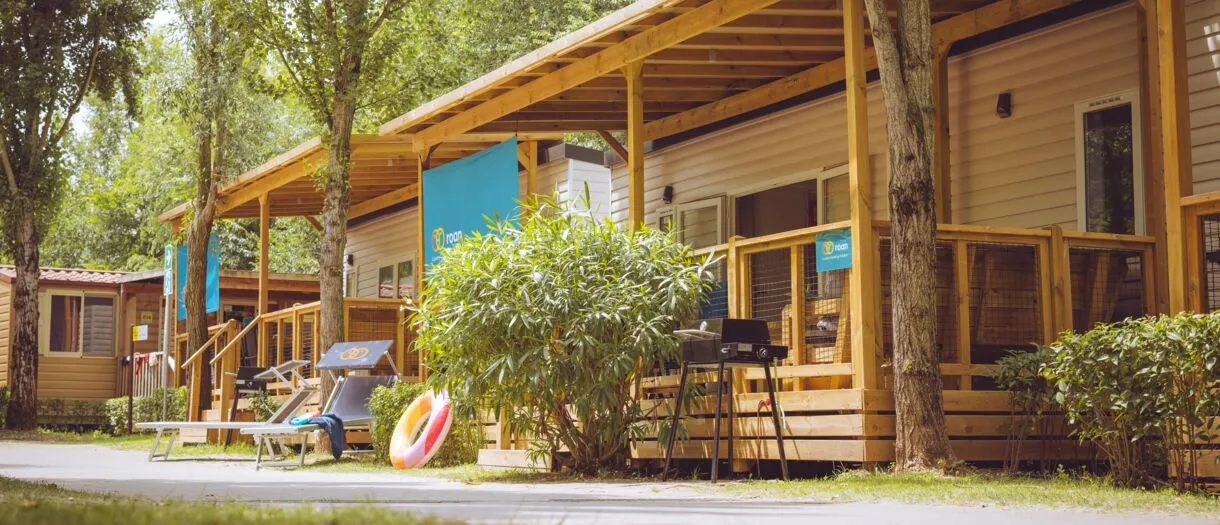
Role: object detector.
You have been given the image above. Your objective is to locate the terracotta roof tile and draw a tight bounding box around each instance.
[0,265,128,284]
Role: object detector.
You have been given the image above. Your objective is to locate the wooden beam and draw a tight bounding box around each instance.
[1157,0,1194,312]
[597,130,629,162]
[625,59,646,229]
[411,0,781,151]
[349,184,420,220]
[843,0,878,390]
[258,194,270,317]
[304,216,323,231]
[932,49,951,223]
[643,0,1073,140]
[1137,0,1168,314]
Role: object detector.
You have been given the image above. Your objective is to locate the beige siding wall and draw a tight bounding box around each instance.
[610,4,1151,234]
[950,5,1139,229]
[346,157,612,298]
[347,206,419,298]
[0,281,10,387]
[1187,0,1220,192]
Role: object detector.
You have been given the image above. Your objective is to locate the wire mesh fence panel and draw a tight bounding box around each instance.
[1068,247,1147,332]
[1202,213,1220,312]
[967,242,1042,366]
[346,305,400,376]
[280,320,294,366]
[879,239,959,363]
[700,258,729,320]
[799,244,850,364]
[301,314,315,377]
[747,249,791,347]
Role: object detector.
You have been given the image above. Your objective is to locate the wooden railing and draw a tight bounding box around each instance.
[1182,189,1220,312]
[178,320,239,422]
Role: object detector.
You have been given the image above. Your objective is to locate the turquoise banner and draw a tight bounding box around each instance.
[176,231,220,320]
[815,228,852,272]
[422,137,520,265]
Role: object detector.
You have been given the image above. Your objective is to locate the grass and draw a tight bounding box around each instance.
[0,429,258,457]
[0,476,460,525]
[715,469,1220,515]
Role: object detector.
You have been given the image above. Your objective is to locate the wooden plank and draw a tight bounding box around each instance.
[1048,226,1072,334]
[1159,0,1194,312]
[640,413,873,439]
[641,388,867,417]
[741,362,853,380]
[844,0,878,390]
[1137,1,1169,315]
[788,245,806,390]
[518,141,539,197]
[643,0,1075,140]
[349,184,419,220]
[303,215,323,231]
[1036,239,1055,343]
[411,0,782,150]
[631,438,868,462]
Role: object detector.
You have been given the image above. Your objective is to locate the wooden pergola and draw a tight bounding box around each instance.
[159,132,563,317]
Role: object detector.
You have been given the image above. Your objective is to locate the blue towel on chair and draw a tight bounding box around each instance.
[308,413,345,460]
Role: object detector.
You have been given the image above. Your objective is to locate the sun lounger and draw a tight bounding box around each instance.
[239,340,400,469]
[135,360,314,461]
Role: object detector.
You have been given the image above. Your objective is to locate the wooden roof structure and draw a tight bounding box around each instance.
[158,132,563,223]
[377,0,1047,147]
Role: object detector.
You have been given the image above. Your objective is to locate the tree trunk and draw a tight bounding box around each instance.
[864,0,957,471]
[318,94,355,356]
[184,166,216,412]
[6,206,41,429]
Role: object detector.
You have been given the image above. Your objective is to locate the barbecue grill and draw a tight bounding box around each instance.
[662,318,789,482]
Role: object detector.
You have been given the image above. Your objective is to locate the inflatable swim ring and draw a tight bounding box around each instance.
[389,389,453,469]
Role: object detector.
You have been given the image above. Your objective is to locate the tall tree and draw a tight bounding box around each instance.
[863,0,956,470]
[174,0,257,410]
[245,0,412,355]
[0,0,154,429]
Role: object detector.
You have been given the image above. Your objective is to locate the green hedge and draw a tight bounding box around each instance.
[103,387,187,434]
[367,382,481,467]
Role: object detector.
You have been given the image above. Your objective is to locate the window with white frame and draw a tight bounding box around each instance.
[656,196,725,250]
[1075,90,1144,235]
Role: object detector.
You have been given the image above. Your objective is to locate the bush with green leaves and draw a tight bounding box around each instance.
[367,382,481,467]
[414,195,714,474]
[103,387,188,435]
[991,345,1058,473]
[1043,313,1220,491]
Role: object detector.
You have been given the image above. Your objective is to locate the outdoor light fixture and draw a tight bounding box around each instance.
[662,185,674,204]
[996,92,1013,118]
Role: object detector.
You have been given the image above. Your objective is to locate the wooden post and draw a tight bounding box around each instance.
[624,59,646,229]
[932,49,952,223]
[1138,1,1170,315]
[394,306,405,376]
[1037,240,1056,344]
[1049,226,1073,334]
[416,149,433,381]
[953,240,972,391]
[788,245,806,391]
[292,309,303,363]
[1157,0,1195,312]
[257,194,270,367]
[844,0,880,390]
[519,140,540,198]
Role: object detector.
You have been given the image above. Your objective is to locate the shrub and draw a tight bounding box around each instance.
[414,195,714,474]
[103,387,188,435]
[0,387,7,427]
[1043,313,1220,491]
[367,382,481,467]
[38,398,107,430]
[991,345,1057,473]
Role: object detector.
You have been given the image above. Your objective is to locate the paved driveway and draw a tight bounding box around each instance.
[0,442,1211,525]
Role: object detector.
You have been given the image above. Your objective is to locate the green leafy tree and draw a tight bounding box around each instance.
[417,196,713,474]
[244,0,414,356]
[0,0,155,429]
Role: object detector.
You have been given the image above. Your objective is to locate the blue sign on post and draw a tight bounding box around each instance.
[815,228,853,271]
[422,137,521,266]
[177,231,221,320]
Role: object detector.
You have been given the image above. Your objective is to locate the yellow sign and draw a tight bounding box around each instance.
[339,347,370,361]
[131,325,150,342]
[139,311,154,324]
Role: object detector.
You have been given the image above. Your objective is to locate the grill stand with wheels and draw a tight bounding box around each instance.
[660,359,789,482]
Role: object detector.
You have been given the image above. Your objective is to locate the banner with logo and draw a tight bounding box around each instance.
[422,136,520,266]
[176,231,221,320]
[815,228,852,272]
